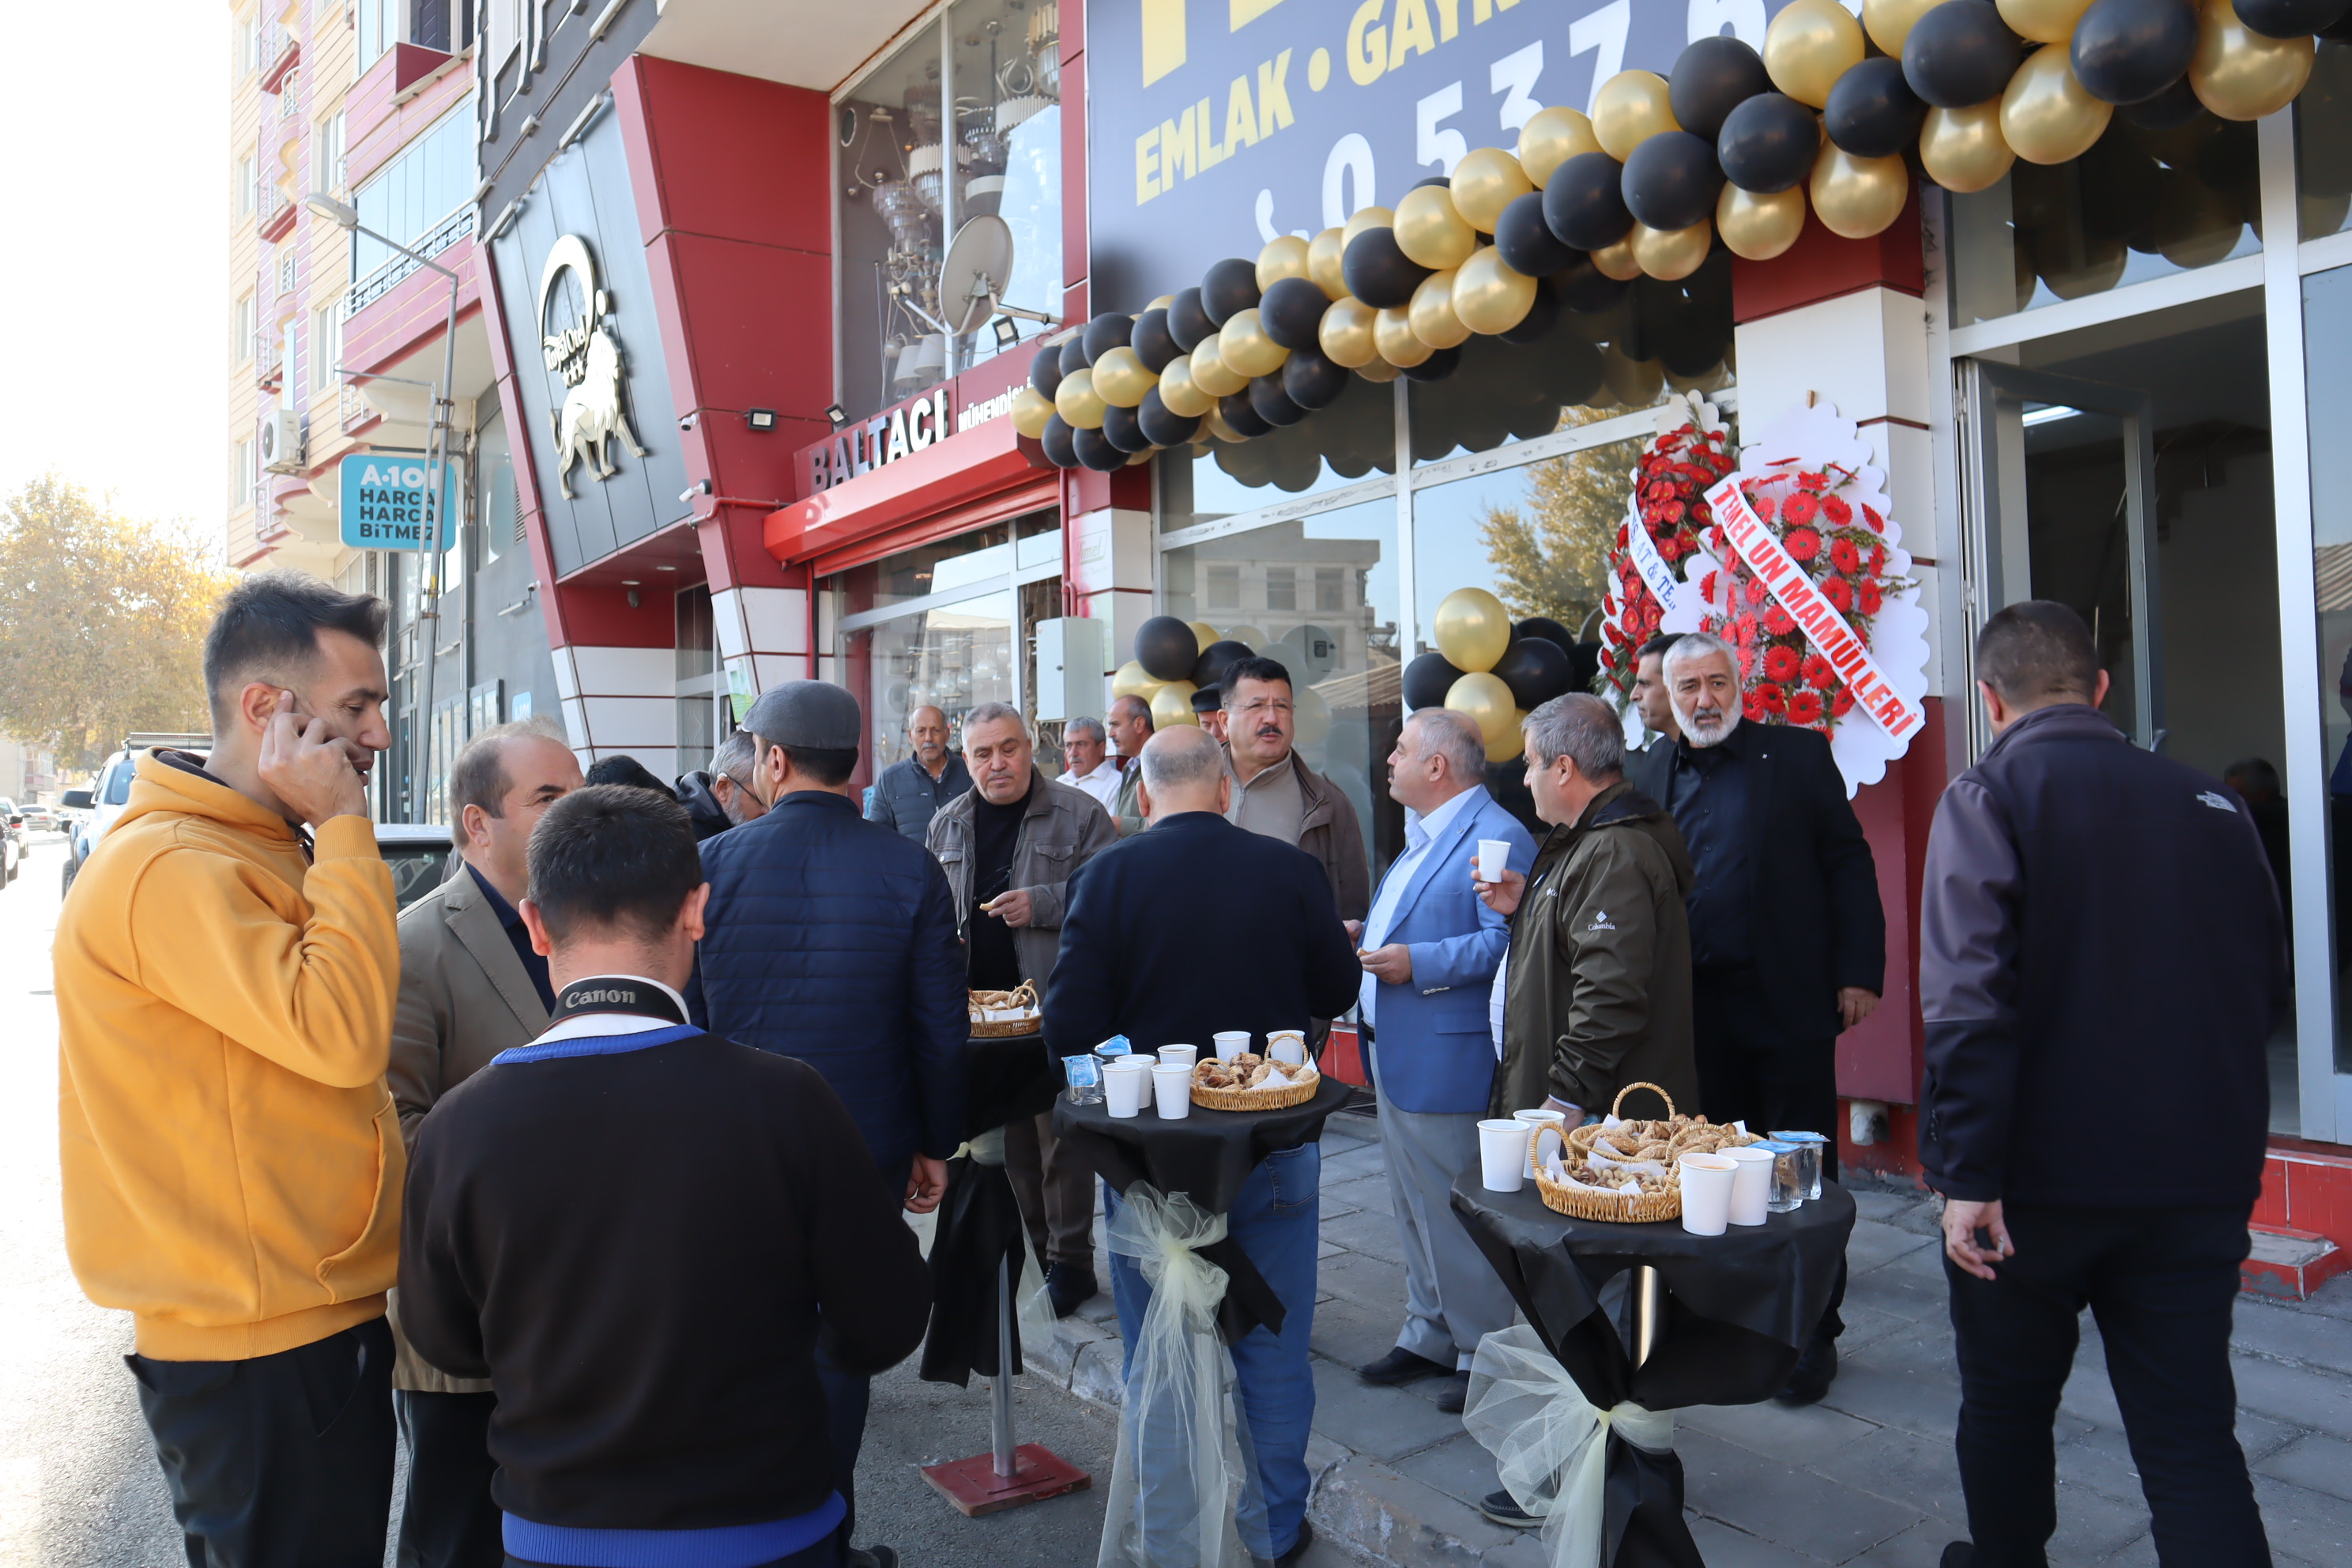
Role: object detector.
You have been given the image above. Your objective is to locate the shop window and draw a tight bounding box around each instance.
[1159,372,1396,532]
[2298,43,2352,241]
[2305,262,2352,1076]
[476,413,512,564]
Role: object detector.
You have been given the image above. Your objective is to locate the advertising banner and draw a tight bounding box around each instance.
[338,454,456,552]
[1086,0,1802,307]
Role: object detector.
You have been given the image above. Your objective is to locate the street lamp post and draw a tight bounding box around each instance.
[307,192,462,824]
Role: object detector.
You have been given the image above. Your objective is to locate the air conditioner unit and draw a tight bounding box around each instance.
[259,407,304,475]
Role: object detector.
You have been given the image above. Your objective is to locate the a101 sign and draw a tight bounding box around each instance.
[338,454,457,552]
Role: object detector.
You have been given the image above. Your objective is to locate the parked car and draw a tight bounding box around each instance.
[59,735,213,894]
[377,822,457,910]
[18,804,53,834]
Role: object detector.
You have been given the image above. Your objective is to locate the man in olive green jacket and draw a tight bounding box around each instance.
[1480,694,1698,1125]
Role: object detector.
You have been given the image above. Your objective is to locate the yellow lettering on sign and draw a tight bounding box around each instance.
[1136,126,1161,202]
[1434,0,1461,40]
[1223,76,1258,152]
[1257,50,1295,137]
[1230,0,1286,28]
[1389,0,1437,70]
[1160,104,1198,184]
[1142,0,1187,86]
[1197,96,1229,168]
[1346,0,1386,85]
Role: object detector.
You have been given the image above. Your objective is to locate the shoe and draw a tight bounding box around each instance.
[1480,1488,1540,1529]
[1356,1346,1450,1386]
[1045,1263,1097,1317]
[1276,1517,1315,1566]
[1773,1335,1838,1405]
[846,1549,899,1568]
[1434,1371,1470,1414]
[1939,1545,1973,1568]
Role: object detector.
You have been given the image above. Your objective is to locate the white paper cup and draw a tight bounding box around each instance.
[1158,1045,1198,1069]
[1212,1031,1251,1061]
[1678,1153,1738,1236]
[1105,1060,1150,1118]
[1513,1109,1566,1178]
[1722,1146,1776,1227]
[1478,1119,1529,1192]
[1477,838,1511,881]
[1152,1063,1193,1118]
[1267,1031,1307,1065]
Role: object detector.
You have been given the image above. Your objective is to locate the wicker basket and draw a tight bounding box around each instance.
[968,982,1042,1038]
[1191,1061,1321,1111]
[1532,1082,1684,1224]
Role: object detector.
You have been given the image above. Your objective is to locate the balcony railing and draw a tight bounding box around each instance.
[259,21,300,93]
[344,203,474,318]
[256,180,296,241]
[254,330,284,392]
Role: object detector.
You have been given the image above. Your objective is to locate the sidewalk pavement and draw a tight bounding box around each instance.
[1022,1106,2352,1567]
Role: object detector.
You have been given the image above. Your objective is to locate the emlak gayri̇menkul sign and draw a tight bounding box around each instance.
[338,454,457,551]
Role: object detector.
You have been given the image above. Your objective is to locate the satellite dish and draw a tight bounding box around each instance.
[937,215,1016,337]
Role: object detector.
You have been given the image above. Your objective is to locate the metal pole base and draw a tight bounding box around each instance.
[920,1246,1092,1517]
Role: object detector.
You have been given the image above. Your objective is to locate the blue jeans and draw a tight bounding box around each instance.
[1104,1142,1321,1561]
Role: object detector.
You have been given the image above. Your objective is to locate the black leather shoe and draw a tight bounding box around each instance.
[1939,1545,1973,1568]
[1045,1264,1097,1318]
[846,1548,899,1568]
[1480,1488,1540,1529]
[1434,1371,1470,1414]
[1774,1335,1838,1405]
[1276,1517,1315,1566]
[1357,1346,1450,1385]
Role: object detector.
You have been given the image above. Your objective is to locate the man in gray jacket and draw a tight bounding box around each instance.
[1222,655,1372,924]
[928,703,1118,1314]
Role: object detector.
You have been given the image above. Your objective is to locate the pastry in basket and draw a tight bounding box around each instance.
[967,982,1042,1035]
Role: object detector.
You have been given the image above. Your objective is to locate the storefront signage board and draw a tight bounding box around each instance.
[1086,0,1807,306]
[337,454,456,551]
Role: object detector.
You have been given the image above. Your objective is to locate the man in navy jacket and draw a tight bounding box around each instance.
[690,681,966,1568]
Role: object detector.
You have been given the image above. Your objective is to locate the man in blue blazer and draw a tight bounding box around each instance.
[1352,708,1538,1413]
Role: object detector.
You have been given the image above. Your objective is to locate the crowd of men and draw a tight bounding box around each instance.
[51,571,2284,1568]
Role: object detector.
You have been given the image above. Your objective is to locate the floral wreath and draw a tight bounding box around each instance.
[1596,394,1734,705]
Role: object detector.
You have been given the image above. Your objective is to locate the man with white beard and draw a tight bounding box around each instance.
[1626,631,1885,1405]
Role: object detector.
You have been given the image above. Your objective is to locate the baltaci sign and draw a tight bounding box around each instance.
[338,454,456,551]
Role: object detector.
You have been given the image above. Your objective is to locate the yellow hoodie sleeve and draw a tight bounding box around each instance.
[126,816,401,1089]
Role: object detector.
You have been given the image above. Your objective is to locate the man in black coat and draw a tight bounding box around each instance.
[1627,630,1884,1403]
[1920,602,2282,1568]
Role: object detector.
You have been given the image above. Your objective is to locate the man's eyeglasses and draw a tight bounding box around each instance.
[1234,698,1293,717]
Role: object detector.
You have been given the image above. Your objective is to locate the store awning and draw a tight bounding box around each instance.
[763,415,1054,574]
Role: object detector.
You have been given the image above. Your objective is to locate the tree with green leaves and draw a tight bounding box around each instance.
[1474,414,1646,635]
[0,476,236,771]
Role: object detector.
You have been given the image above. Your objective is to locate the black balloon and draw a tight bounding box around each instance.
[1167,287,1216,351]
[1402,650,1468,710]
[1537,333,1608,405]
[1248,375,1311,427]
[2116,74,2207,126]
[1342,226,1433,308]
[1717,92,1819,192]
[2073,0,2203,104]
[1826,57,1927,157]
[1136,616,1202,681]
[1030,345,1065,398]
[1135,386,1204,447]
[1413,174,1453,188]
[1218,391,1274,438]
[2233,0,2350,37]
[1040,414,1079,468]
[1623,131,1726,232]
[1491,635,1575,710]
[1100,400,1154,453]
[1515,616,1576,649]
[1400,346,1462,382]
[1904,0,2024,109]
[1566,641,1602,694]
[1132,307,1183,372]
[1670,35,1773,140]
[1083,312,1133,364]
[1499,276,1564,344]
[1202,258,1262,325]
[1544,151,1636,249]
[1495,190,1579,277]
[1281,344,1349,409]
[1554,254,1634,313]
[1059,337,1091,379]
[1072,424,1128,471]
[1259,277,1330,349]
[1192,639,1254,690]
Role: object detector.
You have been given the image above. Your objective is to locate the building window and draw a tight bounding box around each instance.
[352,106,476,283]
[232,293,255,364]
[312,305,341,391]
[1207,564,1241,609]
[234,10,258,79]
[236,153,256,214]
[279,70,300,118]
[1265,567,1297,612]
[278,247,299,297]
[356,0,394,71]
[230,438,254,509]
[1316,567,1344,612]
[315,111,345,195]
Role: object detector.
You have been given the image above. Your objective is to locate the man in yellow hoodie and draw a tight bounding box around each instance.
[55,570,401,1567]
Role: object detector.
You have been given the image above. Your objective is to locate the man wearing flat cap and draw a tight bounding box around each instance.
[1192,684,1227,744]
[689,680,966,1568]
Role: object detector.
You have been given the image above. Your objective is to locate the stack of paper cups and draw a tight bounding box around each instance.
[1105,1058,1152,1118]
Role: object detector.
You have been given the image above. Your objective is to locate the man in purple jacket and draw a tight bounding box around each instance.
[1919,601,2284,1568]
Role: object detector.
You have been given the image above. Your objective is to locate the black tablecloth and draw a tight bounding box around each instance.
[962,1030,1060,1139]
[1053,1075,1351,1344]
[918,1032,1060,1389]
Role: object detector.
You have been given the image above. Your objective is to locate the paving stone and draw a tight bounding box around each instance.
[2254,1431,2352,1503]
[1309,1355,1470,1463]
[1322,1206,1409,1266]
[2053,1423,2150,1506]
[2229,1351,2352,1441]
[1846,1219,1938,1275]
[2094,1532,2161,1567]
[1676,1393,1882,1460]
[1805,1426,1965,1521]
[1324,1174,1396,1216]
[1310,1295,1410,1374]
[2252,1472,2352,1566]
[1841,1257,1954,1324]
[2043,1479,2165,1564]
[1320,1238,1347,1259]
[1312,1453,1516,1567]
[1317,1246,1412,1314]
[1321,1146,1392,1185]
[1472,1535,1550,1568]
[1851,1188,1927,1225]
[1854,1519,1966,1566]
[1686,1513,1835,1566]
[1387,1430,1502,1510]
[1814,1359,1961,1442]
[1832,1302,1918,1355]
[2233,1294,2352,1378]
[1678,1427,1926,1559]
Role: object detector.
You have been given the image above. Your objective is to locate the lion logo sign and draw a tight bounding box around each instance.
[538,234,647,500]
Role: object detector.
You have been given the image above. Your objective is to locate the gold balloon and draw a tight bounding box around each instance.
[1920,102,2016,194]
[1189,338,1250,398]
[1592,71,1679,161]
[1666,360,1732,394]
[1319,296,1381,368]
[1996,0,2095,44]
[1355,356,1403,383]
[1257,236,1313,289]
[1223,625,1268,650]
[1590,236,1644,280]
[1604,344,1664,407]
[1091,345,1158,408]
[1766,0,1866,110]
[2155,175,2246,267]
[1864,0,1943,55]
[2001,43,2112,165]
[1011,384,1055,439]
[1408,269,1473,349]
[1444,671,1519,752]
[1147,294,1177,311]
[2035,224,2128,297]
[1309,227,1349,299]
[1111,660,1165,702]
[1375,307,1436,367]
[2190,0,2314,122]
[1204,406,1248,443]
[1717,183,1807,260]
[1632,220,1713,280]
[1488,707,1529,763]
[1157,355,1215,417]
[1344,205,1396,247]
[1054,367,1106,429]
[1517,105,1604,187]
[1395,185,1479,270]
[1219,308,1291,378]
[1186,621,1221,652]
[1452,146,1535,232]
[1434,587,1513,673]
[1810,144,1910,239]
[1452,245,1538,334]
[1149,680,1200,729]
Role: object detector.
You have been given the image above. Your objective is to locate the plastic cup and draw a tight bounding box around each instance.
[1095,1035,1133,1065]
[1722,1146,1776,1226]
[1063,1054,1105,1106]
[1772,1132,1827,1199]
[1678,1153,1738,1236]
[1752,1140,1803,1212]
[1213,1031,1251,1061]
[1104,1060,1150,1118]
[1513,1109,1566,1178]
[1152,1062,1193,1118]
[1159,1044,1198,1069]
[1477,838,1511,881]
[1267,1031,1307,1065]
[1478,1119,1529,1192]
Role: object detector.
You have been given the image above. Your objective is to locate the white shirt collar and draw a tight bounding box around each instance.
[533,974,694,1044]
[1408,782,1483,849]
[1063,758,1112,782]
